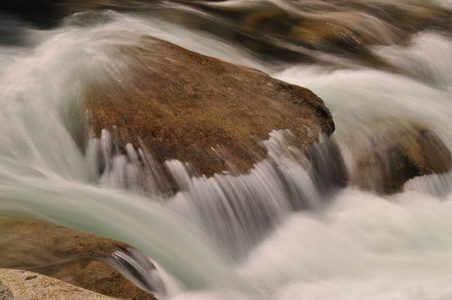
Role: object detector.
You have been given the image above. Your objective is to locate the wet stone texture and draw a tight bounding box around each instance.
[83,35,334,186]
[0,269,115,300]
[346,119,452,194]
[0,280,14,300]
[0,219,155,300]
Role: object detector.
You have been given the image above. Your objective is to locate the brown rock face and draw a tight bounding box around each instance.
[347,120,452,194]
[83,35,334,180]
[0,219,155,300]
[0,269,115,300]
[0,219,128,267]
[45,261,156,300]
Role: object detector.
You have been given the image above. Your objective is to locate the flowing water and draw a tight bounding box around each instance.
[0,1,452,299]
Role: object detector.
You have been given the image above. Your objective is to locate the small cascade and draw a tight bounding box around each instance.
[104,248,167,296]
[91,129,348,258]
[88,129,174,197]
[405,172,452,197]
[22,248,168,298]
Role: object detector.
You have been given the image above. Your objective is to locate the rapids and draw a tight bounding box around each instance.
[1,1,452,299]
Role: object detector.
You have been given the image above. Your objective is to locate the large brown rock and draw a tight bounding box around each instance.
[346,119,452,194]
[83,35,334,183]
[0,219,156,300]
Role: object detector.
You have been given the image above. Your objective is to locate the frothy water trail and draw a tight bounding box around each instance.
[239,188,452,300]
[104,248,167,296]
[375,33,452,89]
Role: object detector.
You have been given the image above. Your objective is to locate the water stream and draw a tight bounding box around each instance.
[0,1,451,299]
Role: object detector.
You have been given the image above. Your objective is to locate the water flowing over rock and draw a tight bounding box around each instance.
[1,0,452,299]
[345,119,452,194]
[5,1,451,66]
[0,219,158,299]
[83,35,334,189]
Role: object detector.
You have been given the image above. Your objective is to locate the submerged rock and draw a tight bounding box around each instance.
[5,1,450,68]
[163,1,452,65]
[0,269,114,300]
[0,219,157,299]
[83,35,334,186]
[346,119,452,194]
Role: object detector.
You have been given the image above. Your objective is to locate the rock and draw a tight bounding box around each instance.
[83,35,334,188]
[0,219,129,267]
[0,269,114,300]
[346,119,452,194]
[288,13,395,54]
[174,1,452,65]
[5,1,450,65]
[0,219,156,299]
[43,260,157,300]
[0,280,13,300]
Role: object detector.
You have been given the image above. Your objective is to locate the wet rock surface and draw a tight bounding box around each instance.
[0,219,156,299]
[0,219,129,266]
[83,35,334,182]
[41,260,156,300]
[346,119,452,194]
[4,1,450,65]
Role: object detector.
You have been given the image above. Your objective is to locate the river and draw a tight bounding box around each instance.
[0,1,451,299]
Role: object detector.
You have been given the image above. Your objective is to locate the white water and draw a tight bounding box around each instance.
[0,5,452,300]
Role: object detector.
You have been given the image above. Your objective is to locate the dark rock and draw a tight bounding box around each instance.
[346,119,452,194]
[83,35,334,184]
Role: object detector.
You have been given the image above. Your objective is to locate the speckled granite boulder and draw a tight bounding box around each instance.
[0,269,114,300]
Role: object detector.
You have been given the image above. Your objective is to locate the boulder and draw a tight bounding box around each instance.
[42,260,157,300]
[346,119,452,194]
[0,280,13,300]
[0,219,129,266]
[83,35,334,188]
[0,219,156,299]
[0,269,114,300]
